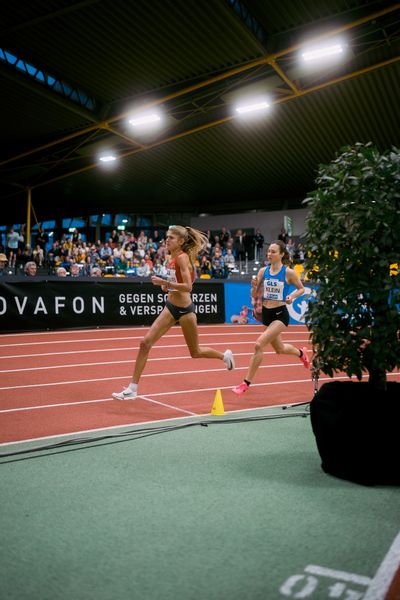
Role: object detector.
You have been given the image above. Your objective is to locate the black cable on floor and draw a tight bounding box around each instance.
[0,409,309,461]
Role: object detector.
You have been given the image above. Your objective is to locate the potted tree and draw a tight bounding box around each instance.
[303,142,400,485]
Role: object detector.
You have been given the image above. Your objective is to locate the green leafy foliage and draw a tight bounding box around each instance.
[302,143,400,386]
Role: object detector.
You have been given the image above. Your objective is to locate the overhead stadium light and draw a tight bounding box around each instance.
[128,111,162,128]
[301,40,346,63]
[235,99,270,115]
[99,154,117,162]
[99,154,117,163]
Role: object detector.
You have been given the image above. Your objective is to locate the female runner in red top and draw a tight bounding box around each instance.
[112,225,235,400]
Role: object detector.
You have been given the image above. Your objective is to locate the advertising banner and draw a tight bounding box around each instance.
[0,278,225,332]
[224,281,314,325]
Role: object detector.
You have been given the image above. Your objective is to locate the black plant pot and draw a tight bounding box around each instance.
[310,381,400,486]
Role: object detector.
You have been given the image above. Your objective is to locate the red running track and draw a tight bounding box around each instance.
[1,324,398,445]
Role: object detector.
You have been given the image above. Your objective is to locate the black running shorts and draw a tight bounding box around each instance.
[166,300,196,321]
[262,305,290,327]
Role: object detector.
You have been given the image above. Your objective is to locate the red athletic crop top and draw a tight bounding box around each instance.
[166,252,195,283]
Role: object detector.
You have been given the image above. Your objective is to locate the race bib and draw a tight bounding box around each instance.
[165,267,177,283]
[264,278,284,301]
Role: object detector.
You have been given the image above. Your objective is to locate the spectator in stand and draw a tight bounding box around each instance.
[286,238,296,262]
[297,243,305,262]
[224,248,236,272]
[6,227,19,268]
[71,228,81,245]
[156,240,168,261]
[199,255,212,277]
[0,253,9,276]
[100,242,112,261]
[144,253,153,271]
[211,242,223,257]
[253,228,264,262]
[153,258,168,277]
[211,234,221,249]
[24,261,37,276]
[75,247,86,265]
[137,258,151,277]
[113,243,123,261]
[205,230,213,254]
[20,245,33,266]
[117,255,128,274]
[110,229,119,245]
[35,227,49,254]
[153,230,161,246]
[61,237,72,257]
[278,227,288,244]
[137,231,148,256]
[33,244,44,267]
[123,244,134,265]
[124,233,137,253]
[56,267,67,277]
[69,263,81,277]
[146,237,158,256]
[17,226,25,259]
[219,227,231,248]
[211,257,226,279]
[233,229,246,262]
[91,267,102,277]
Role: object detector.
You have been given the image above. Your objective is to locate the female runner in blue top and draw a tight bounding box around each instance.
[113,225,235,400]
[232,240,310,395]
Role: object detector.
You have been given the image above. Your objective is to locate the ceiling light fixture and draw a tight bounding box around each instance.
[99,154,117,163]
[235,100,270,115]
[301,42,345,62]
[128,112,162,128]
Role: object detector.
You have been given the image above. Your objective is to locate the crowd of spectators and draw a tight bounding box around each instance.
[0,225,305,279]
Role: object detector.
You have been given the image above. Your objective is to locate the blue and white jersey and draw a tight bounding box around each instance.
[263,265,290,302]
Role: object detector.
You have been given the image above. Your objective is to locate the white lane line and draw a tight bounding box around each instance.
[139,395,197,416]
[0,374,366,414]
[1,372,398,411]
[0,398,112,413]
[0,395,197,417]
[0,351,300,373]
[1,340,310,360]
[0,323,275,338]
[304,565,371,585]
[363,530,400,600]
[0,402,295,447]
[0,362,306,390]
[0,376,316,414]
[0,329,298,348]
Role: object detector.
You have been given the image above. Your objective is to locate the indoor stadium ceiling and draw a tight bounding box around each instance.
[1,0,400,224]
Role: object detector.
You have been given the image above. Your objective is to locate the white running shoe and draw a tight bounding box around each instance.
[223,349,235,371]
[112,386,137,400]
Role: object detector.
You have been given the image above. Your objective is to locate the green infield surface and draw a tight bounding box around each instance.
[1,408,399,600]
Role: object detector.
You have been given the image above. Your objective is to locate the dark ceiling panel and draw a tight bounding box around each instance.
[1,0,399,224]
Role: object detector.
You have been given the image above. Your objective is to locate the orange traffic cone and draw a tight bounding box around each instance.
[211,389,225,416]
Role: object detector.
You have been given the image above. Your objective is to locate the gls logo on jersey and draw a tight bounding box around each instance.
[264,279,284,301]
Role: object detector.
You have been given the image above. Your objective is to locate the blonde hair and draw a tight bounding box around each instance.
[168,225,208,266]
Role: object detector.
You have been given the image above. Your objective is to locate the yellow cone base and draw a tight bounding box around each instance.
[211,389,225,416]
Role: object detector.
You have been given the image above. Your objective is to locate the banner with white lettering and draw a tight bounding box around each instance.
[0,279,225,331]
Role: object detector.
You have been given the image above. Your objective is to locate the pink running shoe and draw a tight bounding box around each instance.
[300,347,310,369]
[232,382,249,395]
